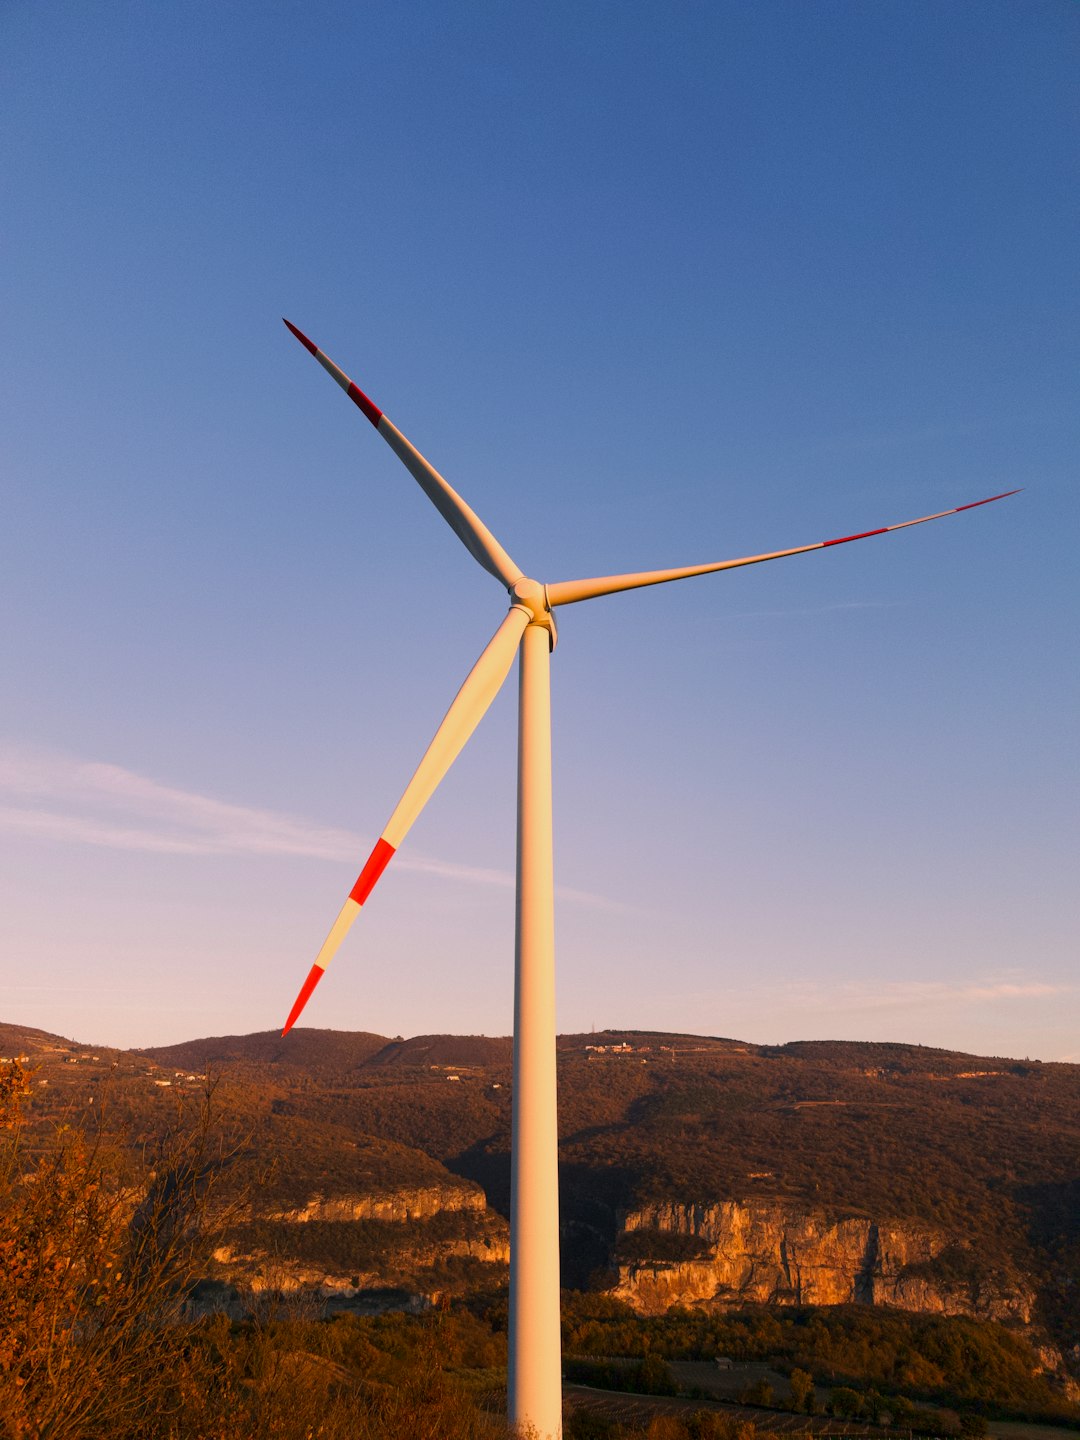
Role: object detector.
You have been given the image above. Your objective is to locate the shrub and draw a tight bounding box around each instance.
[738,1379,773,1407]
[829,1386,863,1418]
[565,1409,626,1439]
[0,1067,239,1439]
[789,1368,814,1412]
[647,1417,689,1440]
[635,1354,679,1396]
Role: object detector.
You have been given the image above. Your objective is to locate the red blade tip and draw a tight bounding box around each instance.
[282,318,319,357]
[281,962,325,1037]
[956,488,1023,511]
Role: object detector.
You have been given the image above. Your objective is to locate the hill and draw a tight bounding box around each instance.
[0,1020,106,1057]
[363,1033,515,1068]
[8,1021,1079,1395]
[140,1027,391,1073]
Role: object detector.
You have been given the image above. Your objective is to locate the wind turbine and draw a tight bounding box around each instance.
[278,318,1017,1440]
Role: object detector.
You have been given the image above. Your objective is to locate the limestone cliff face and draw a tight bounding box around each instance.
[614,1199,1033,1325]
[213,1213,510,1297]
[214,1181,507,1300]
[261,1183,486,1225]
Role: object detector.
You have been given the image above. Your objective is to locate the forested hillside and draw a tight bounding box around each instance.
[4,1022,1078,1396]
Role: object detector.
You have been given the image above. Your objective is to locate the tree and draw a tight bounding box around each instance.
[890,1394,916,1425]
[789,1368,814,1413]
[0,1067,239,1440]
[647,1418,689,1440]
[685,1412,729,1440]
[829,1387,863,1419]
[635,1354,679,1396]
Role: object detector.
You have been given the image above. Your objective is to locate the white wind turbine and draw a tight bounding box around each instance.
[278,319,1017,1440]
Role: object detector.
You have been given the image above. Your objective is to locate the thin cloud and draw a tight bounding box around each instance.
[0,749,371,861]
[781,977,1071,1013]
[0,743,617,907]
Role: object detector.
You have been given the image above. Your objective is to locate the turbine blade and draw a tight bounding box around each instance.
[282,604,531,1035]
[545,490,1021,607]
[283,319,522,588]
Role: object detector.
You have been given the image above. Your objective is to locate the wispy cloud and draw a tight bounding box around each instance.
[0,743,614,906]
[0,748,368,862]
[653,977,1071,1016]
[780,977,1071,1013]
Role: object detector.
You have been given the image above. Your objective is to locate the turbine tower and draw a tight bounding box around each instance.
[278,319,1017,1440]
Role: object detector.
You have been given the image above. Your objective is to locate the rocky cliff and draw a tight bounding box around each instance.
[614,1199,1034,1325]
[260,1182,486,1225]
[213,1181,508,1301]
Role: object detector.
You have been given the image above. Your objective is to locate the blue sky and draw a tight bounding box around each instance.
[1,1,1076,1057]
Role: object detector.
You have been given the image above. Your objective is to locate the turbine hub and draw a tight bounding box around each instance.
[510,576,545,614]
[509,577,557,648]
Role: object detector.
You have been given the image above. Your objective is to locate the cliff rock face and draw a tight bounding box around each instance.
[261,1183,486,1225]
[214,1181,507,1301]
[213,1215,510,1297]
[615,1200,1033,1324]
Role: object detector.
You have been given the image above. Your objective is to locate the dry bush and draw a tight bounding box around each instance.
[0,1063,241,1439]
[0,1065,518,1438]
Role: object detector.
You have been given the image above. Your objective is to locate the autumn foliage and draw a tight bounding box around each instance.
[0,1063,508,1438]
[0,1060,232,1437]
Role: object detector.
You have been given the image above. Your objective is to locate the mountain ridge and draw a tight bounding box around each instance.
[6,1018,1078,1381]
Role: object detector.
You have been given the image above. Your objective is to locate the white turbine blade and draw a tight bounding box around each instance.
[282,604,531,1034]
[545,490,1021,607]
[283,320,523,588]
